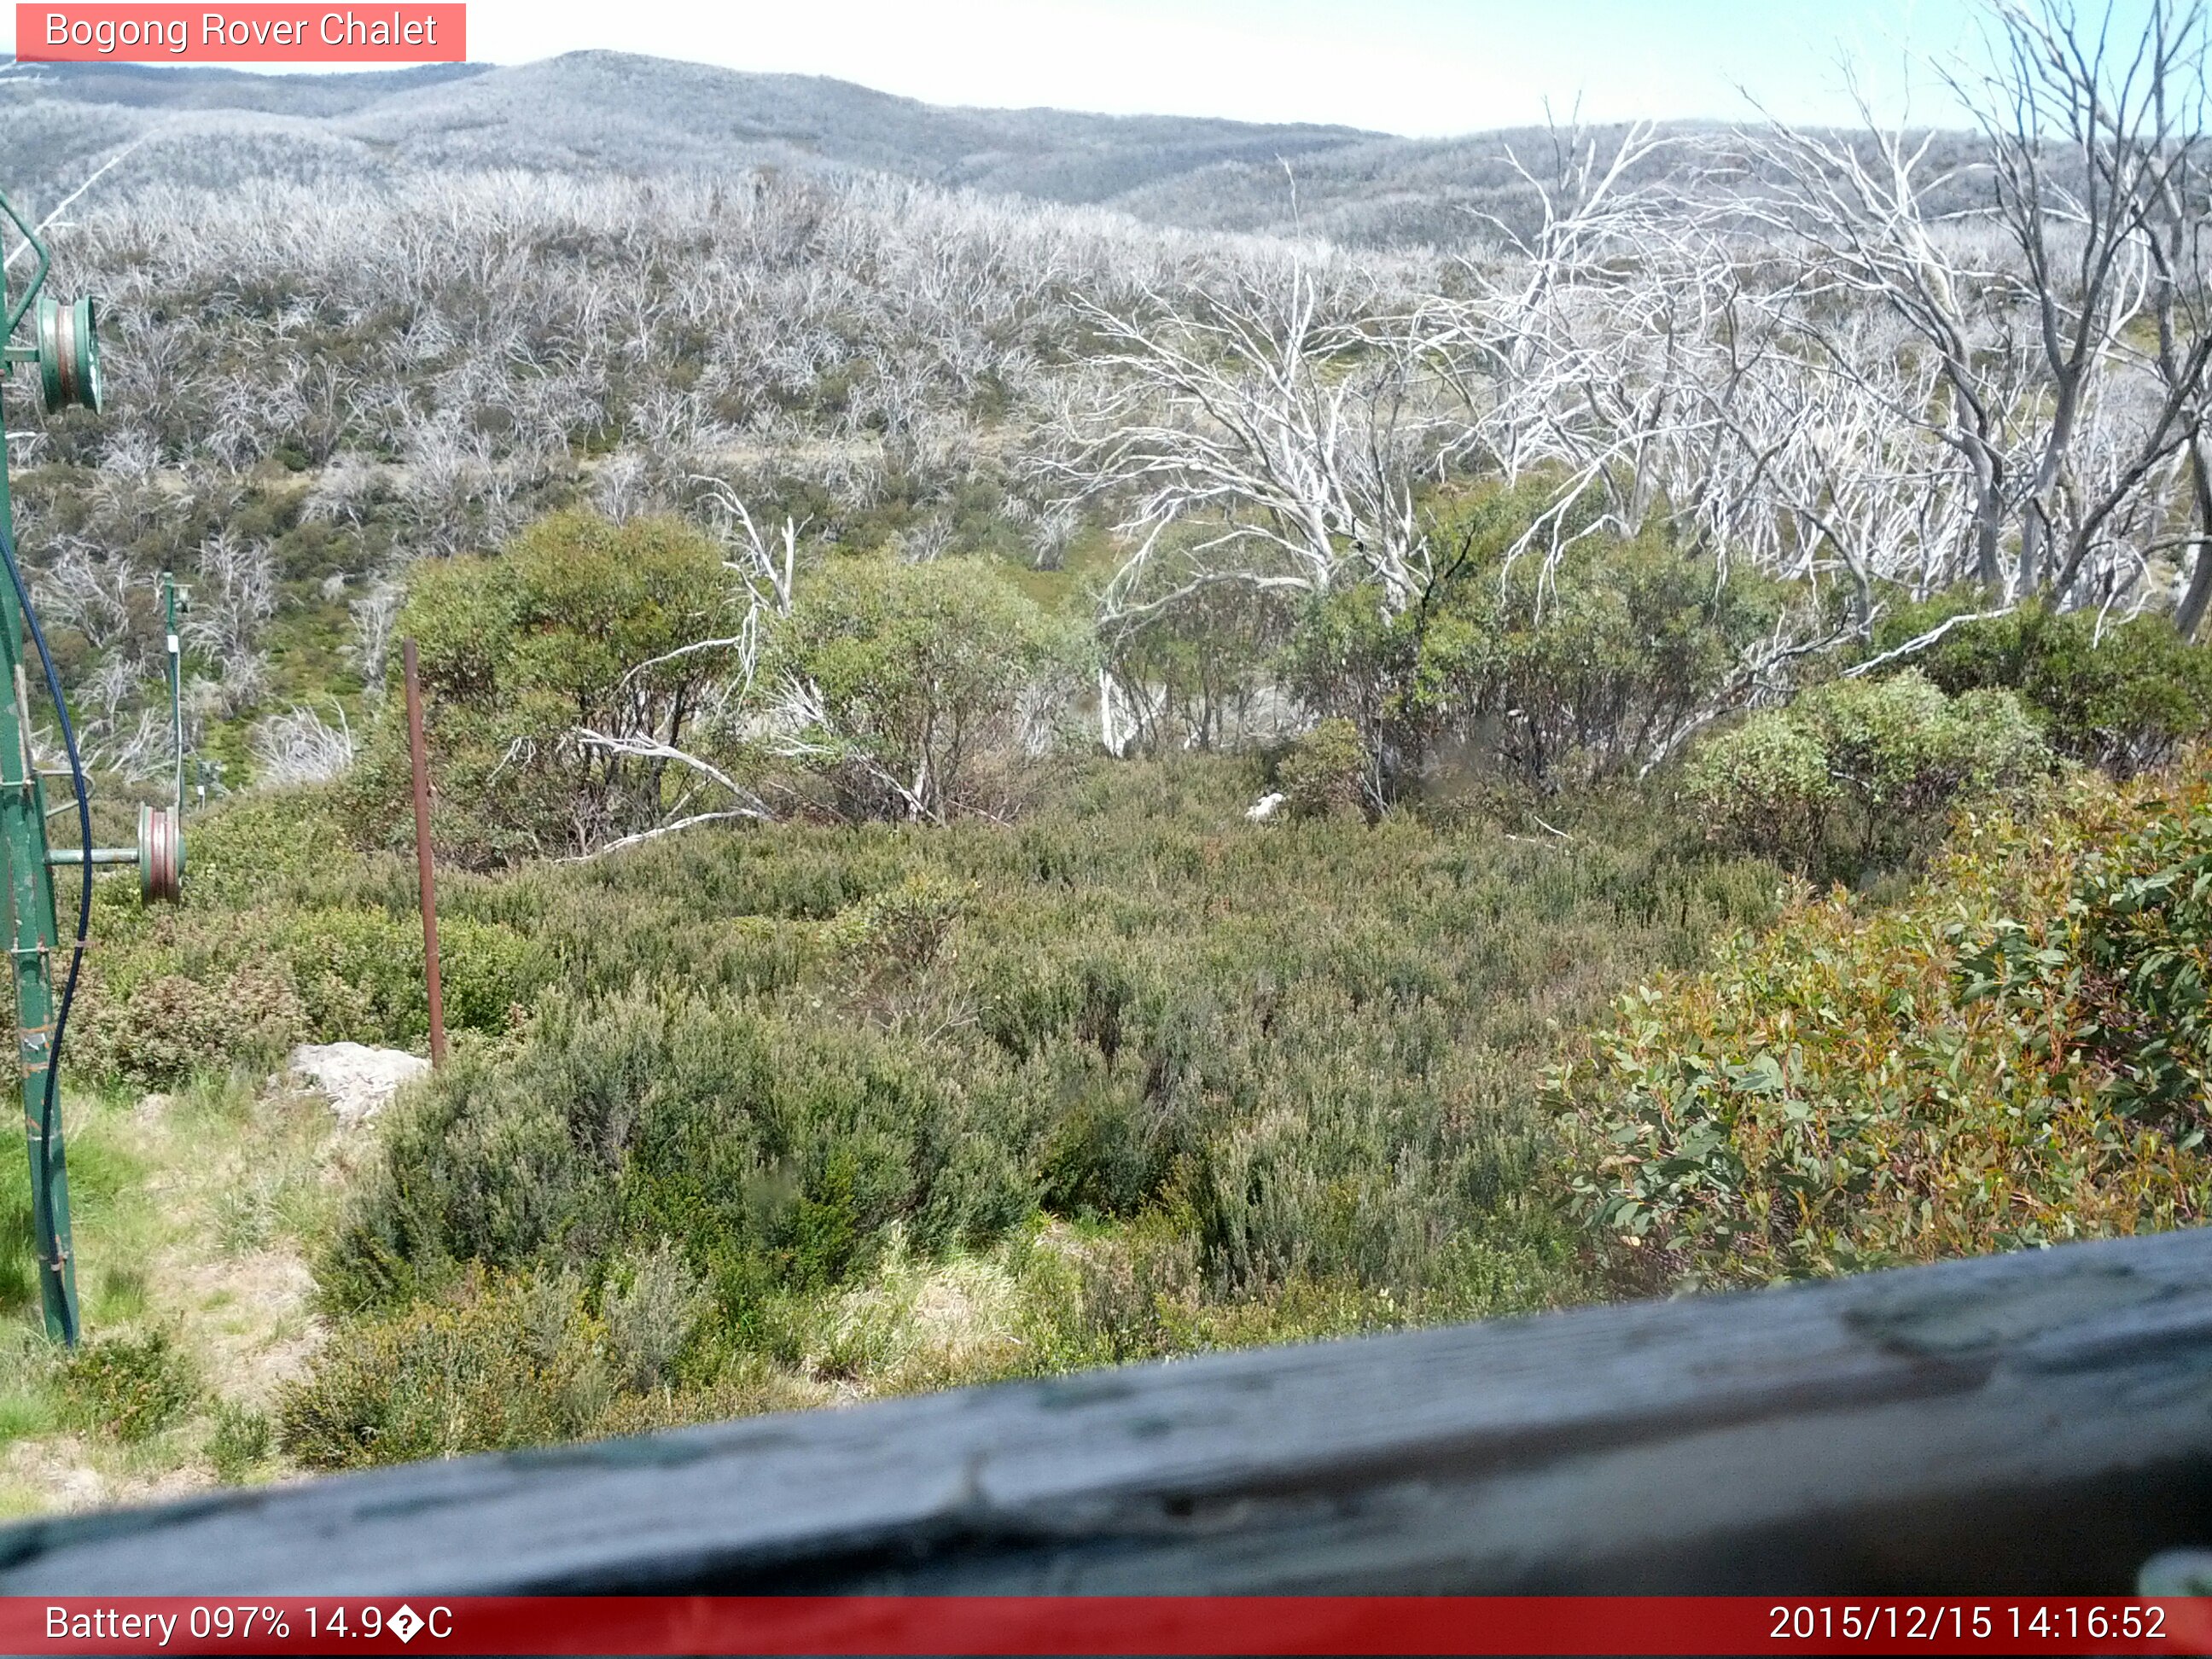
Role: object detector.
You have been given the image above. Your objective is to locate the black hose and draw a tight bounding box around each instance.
[0,519,85,1347]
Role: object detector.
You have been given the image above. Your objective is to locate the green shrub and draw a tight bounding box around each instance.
[602,1242,708,1392]
[770,556,1082,821]
[1283,499,1792,795]
[1276,719,1369,819]
[72,965,306,1088]
[1092,544,1289,754]
[1557,761,2212,1293]
[64,1329,200,1442]
[1686,672,2052,876]
[1972,772,2212,1117]
[585,1363,824,1439]
[1278,584,1433,799]
[71,899,541,1083]
[276,908,546,1045]
[346,509,748,866]
[317,987,1040,1320]
[175,789,353,910]
[1417,527,1791,786]
[822,874,972,978]
[206,1400,273,1481]
[1679,714,1831,857]
[1876,601,2212,773]
[276,1271,612,1470]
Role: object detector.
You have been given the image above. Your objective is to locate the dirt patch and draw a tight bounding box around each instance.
[162,1245,324,1408]
[3,1438,107,1512]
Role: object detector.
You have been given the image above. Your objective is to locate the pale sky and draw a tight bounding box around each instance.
[5,0,2162,137]
[457,0,1997,135]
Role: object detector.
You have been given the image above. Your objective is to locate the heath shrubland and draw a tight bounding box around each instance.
[19,3,2212,1487]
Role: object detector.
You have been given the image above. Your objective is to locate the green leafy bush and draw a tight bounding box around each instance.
[276,1271,612,1470]
[1282,499,1790,796]
[278,1261,826,1470]
[178,789,357,910]
[1685,672,2051,876]
[1968,775,2212,1117]
[1417,527,1790,786]
[1278,583,1434,799]
[346,510,747,866]
[317,987,1040,1320]
[72,966,306,1089]
[64,1329,200,1441]
[1877,601,2212,773]
[1275,719,1369,819]
[1092,544,1289,753]
[1557,761,2212,1293]
[821,873,972,978]
[770,556,1081,821]
[276,909,547,1045]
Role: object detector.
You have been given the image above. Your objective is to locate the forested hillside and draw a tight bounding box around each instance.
[3,51,1981,245]
[0,54,1376,226]
[0,0,2207,1511]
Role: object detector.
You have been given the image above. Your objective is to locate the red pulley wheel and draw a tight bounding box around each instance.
[137,804,182,904]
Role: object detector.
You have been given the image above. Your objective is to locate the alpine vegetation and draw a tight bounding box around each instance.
[0,0,2207,1500]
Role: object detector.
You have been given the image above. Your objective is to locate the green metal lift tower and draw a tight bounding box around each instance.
[0,189,183,1346]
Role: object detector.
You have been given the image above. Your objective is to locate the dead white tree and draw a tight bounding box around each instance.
[250,701,356,785]
[1744,1,2212,626]
[1436,119,1682,552]
[564,729,774,857]
[184,529,276,713]
[1738,108,2031,596]
[1048,259,1458,626]
[1962,0,2212,602]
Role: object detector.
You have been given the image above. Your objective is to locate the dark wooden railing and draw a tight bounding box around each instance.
[1,1226,2208,1594]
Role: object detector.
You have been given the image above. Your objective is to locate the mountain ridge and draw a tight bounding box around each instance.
[0,49,1790,244]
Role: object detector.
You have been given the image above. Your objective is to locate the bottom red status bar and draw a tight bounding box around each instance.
[8,1596,2211,1656]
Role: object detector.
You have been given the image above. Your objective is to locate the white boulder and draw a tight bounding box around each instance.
[288,1042,432,1126]
[1245,791,1287,823]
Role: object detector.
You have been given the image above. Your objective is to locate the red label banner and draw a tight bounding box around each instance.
[15,5,463,61]
[0,1597,2209,1656]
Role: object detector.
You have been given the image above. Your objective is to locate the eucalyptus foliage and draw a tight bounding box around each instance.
[1560,763,2212,1293]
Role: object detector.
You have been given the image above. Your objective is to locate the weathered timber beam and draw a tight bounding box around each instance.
[2,1227,2209,1595]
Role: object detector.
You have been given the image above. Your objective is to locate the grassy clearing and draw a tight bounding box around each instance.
[0,1070,357,1514]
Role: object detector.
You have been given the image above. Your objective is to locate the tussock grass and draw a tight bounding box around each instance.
[0,1072,352,1514]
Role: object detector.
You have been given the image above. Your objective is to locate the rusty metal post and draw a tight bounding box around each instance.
[402,638,447,1068]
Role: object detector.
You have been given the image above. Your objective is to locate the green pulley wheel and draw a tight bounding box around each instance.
[137,803,182,904]
[36,295,100,415]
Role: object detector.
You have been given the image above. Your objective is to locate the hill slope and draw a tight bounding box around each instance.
[1,52,1372,221]
[0,51,1693,243]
